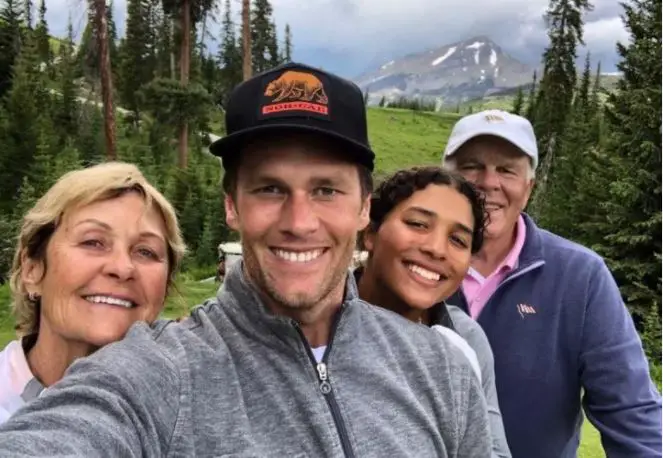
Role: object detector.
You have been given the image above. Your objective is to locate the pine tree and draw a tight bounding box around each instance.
[587,61,604,144]
[34,0,50,66]
[524,70,538,120]
[77,13,100,85]
[154,3,173,78]
[593,0,661,361]
[106,0,119,69]
[0,0,24,98]
[538,52,596,239]
[161,0,215,168]
[118,0,156,117]
[218,0,242,104]
[195,217,215,265]
[511,86,525,115]
[534,0,593,158]
[24,0,32,28]
[0,32,52,211]
[250,0,277,73]
[267,20,279,67]
[283,23,292,62]
[573,52,592,117]
[54,18,79,142]
[528,0,593,217]
[589,62,602,115]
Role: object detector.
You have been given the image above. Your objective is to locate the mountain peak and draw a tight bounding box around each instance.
[355,35,533,106]
[458,35,494,45]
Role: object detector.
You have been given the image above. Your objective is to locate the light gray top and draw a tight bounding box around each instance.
[448,304,512,458]
[0,263,491,457]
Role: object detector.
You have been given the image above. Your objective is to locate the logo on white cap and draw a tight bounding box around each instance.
[484,114,505,123]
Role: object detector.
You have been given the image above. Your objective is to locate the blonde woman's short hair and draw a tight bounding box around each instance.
[10,161,187,338]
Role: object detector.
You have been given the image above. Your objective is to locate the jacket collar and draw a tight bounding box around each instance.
[518,213,546,268]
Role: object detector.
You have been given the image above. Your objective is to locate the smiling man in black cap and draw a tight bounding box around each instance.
[0,63,491,457]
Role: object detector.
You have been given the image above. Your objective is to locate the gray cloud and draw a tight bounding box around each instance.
[43,0,628,78]
[270,0,629,76]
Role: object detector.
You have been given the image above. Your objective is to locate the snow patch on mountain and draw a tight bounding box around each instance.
[432,47,456,66]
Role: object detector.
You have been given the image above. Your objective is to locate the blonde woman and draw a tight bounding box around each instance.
[0,162,185,422]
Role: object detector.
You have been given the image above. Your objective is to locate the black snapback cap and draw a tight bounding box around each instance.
[209,62,375,171]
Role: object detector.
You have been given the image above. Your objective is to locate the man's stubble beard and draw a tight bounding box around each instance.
[243,237,357,315]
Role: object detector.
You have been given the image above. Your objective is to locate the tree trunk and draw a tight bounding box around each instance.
[241,0,251,80]
[178,0,191,169]
[95,0,116,160]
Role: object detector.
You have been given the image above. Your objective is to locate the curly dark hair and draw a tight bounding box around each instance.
[368,166,486,254]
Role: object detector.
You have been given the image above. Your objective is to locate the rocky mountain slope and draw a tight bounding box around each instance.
[355,35,535,106]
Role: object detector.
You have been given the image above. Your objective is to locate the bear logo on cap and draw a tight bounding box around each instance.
[262,70,329,116]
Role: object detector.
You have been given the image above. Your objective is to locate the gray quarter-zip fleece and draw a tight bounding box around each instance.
[0,262,491,457]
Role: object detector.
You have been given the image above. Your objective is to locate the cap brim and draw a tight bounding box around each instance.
[210,124,375,171]
[443,128,536,163]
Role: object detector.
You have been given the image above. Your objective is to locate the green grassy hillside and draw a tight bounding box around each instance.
[367,108,461,175]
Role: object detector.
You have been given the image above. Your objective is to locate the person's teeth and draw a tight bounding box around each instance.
[407,264,441,281]
[85,295,134,308]
[275,249,323,263]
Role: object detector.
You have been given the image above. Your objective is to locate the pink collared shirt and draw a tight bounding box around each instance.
[462,215,527,319]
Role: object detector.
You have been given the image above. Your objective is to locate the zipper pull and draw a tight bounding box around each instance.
[316,362,332,395]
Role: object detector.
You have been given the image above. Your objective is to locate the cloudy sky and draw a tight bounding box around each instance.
[46,0,630,78]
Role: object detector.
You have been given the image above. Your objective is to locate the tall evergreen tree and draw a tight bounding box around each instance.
[24,0,32,28]
[538,52,596,238]
[267,20,279,67]
[528,0,593,217]
[34,0,50,65]
[250,0,278,73]
[589,62,602,114]
[534,0,593,159]
[118,0,156,118]
[154,2,174,78]
[573,52,592,117]
[77,12,100,85]
[524,70,538,120]
[162,0,215,168]
[0,0,24,97]
[587,61,604,143]
[594,0,661,360]
[0,31,51,212]
[106,0,119,69]
[511,86,525,115]
[282,23,292,62]
[54,18,80,142]
[218,0,242,105]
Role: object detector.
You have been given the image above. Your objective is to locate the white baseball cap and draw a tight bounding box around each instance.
[442,109,539,169]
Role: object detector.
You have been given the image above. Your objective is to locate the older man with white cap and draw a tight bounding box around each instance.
[443,109,662,458]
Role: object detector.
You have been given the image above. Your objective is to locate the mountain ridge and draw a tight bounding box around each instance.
[355,35,535,106]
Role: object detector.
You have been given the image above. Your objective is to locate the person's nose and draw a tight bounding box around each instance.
[102,247,136,281]
[278,191,320,237]
[475,166,501,192]
[421,228,448,260]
